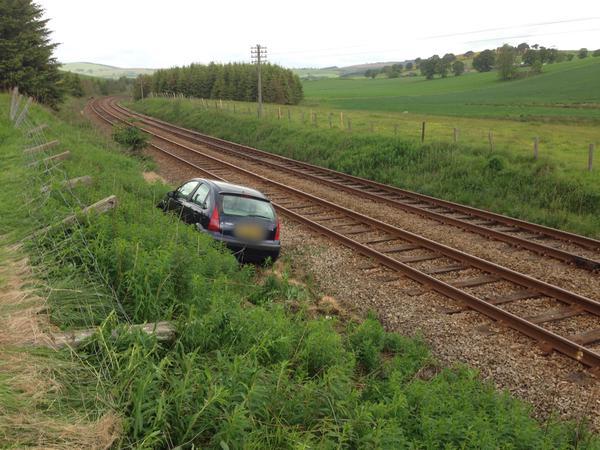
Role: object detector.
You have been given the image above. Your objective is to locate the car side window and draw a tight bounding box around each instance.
[191,183,210,208]
[175,181,199,199]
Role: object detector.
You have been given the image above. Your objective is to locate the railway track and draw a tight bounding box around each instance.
[109,98,600,272]
[91,97,600,369]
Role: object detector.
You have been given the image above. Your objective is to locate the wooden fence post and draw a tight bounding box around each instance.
[347,118,352,131]
[488,131,494,152]
[533,137,539,160]
[288,109,291,122]
[340,112,344,128]
[302,111,305,123]
[24,140,60,155]
[453,128,459,143]
[328,113,333,129]
[15,97,33,127]
[12,94,22,122]
[589,144,595,172]
[10,87,19,120]
[421,121,426,143]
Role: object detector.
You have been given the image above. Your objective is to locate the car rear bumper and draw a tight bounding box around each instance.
[204,230,281,262]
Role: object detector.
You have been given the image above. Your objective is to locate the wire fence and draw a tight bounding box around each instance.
[4,86,135,434]
[145,92,597,172]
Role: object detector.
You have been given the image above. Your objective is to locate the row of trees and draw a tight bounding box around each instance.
[419,54,465,79]
[492,43,597,80]
[364,62,415,79]
[135,63,303,104]
[415,42,599,82]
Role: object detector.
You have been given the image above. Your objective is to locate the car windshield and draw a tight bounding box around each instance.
[221,194,275,220]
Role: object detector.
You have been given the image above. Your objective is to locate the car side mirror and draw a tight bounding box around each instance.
[167,191,175,198]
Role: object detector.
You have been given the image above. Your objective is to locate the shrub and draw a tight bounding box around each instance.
[112,124,148,152]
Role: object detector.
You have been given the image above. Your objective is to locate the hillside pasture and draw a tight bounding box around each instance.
[303,57,600,119]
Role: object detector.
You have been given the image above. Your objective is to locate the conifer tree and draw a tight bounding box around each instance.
[0,0,63,107]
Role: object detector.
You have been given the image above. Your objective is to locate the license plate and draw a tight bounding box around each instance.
[234,224,265,241]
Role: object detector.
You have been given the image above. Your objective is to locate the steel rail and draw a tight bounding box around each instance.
[112,100,600,271]
[92,98,600,368]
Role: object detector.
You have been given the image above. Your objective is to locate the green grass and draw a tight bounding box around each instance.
[130,98,600,238]
[292,68,342,79]
[2,93,598,448]
[303,57,600,119]
[60,62,155,79]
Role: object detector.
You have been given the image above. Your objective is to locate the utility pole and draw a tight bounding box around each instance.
[251,44,267,118]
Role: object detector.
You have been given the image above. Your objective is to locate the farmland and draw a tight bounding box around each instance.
[303,57,600,119]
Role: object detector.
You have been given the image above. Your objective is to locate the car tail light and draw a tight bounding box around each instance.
[274,218,281,241]
[208,207,221,232]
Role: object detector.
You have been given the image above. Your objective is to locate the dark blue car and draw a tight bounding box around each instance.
[159,178,280,262]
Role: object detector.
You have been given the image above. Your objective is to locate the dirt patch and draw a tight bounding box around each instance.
[143,171,166,184]
[0,247,55,347]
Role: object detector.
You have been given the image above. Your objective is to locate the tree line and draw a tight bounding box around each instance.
[416,43,599,81]
[134,63,304,104]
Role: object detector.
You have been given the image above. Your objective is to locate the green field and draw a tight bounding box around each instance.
[303,57,600,118]
[60,62,155,79]
[203,57,599,176]
[292,67,342,79]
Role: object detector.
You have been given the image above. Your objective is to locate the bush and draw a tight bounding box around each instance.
[531,60,543,74]
[593,49,600,57]
[112,124,148,152]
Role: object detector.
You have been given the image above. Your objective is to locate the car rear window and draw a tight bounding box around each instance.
[220,194,275,220]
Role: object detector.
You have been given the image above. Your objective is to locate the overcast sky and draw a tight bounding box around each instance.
[38,0,600,69]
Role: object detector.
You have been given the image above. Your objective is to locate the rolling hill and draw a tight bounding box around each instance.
[302,56,600,119]
[60,62,155,79]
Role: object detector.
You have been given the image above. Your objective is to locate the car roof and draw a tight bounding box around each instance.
[190,178,269,200]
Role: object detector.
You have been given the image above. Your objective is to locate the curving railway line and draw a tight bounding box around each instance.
[109,99,600,271]
[90,97,600,369]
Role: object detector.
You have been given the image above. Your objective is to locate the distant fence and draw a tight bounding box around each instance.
[143,92,596,172]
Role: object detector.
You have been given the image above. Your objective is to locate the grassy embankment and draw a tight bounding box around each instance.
[1,93,598,448]
[130,97,600,238]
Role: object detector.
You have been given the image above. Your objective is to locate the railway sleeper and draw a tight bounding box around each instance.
[526,306,584,324]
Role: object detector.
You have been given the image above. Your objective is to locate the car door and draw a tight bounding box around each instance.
[167,180,199,218]
[181,183,211,225]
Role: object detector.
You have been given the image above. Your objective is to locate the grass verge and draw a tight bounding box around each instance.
[1,93,598,448]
